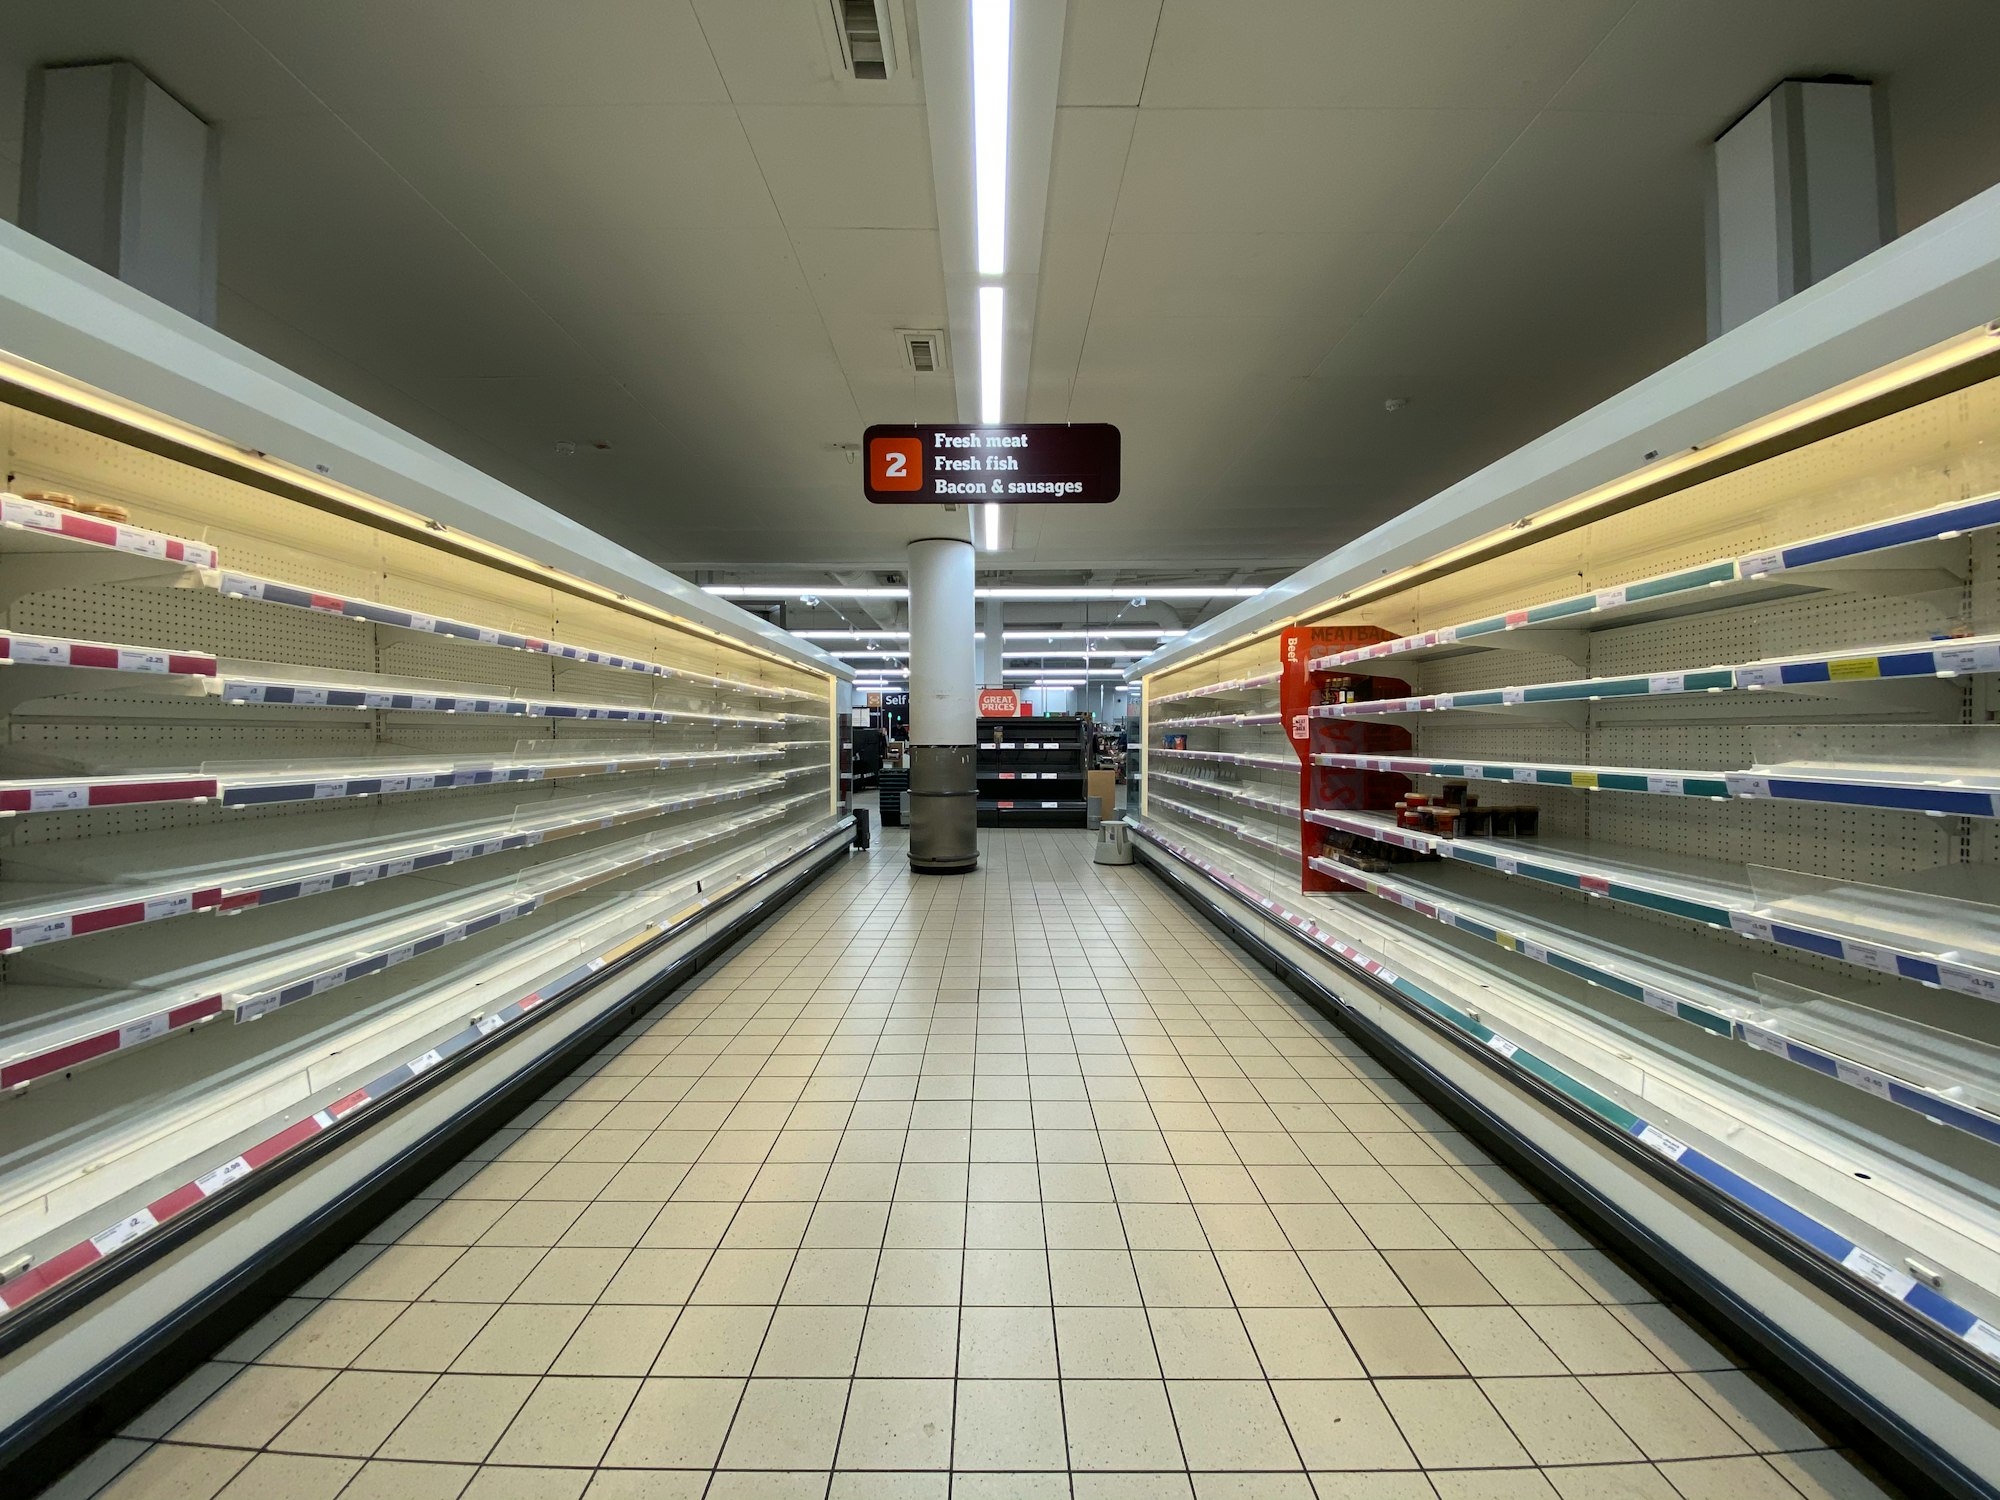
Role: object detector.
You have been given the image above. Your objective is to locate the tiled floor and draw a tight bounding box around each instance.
[49,826,1899,1500]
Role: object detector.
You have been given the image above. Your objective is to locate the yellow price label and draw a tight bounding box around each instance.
[1497,933,1518,952]
[1572,772,1599,789]
[1827,656,1880,680]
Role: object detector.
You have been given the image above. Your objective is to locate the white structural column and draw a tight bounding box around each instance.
[1709,79,1893,338]
[980,599,1006,688]
[906,534,979,872]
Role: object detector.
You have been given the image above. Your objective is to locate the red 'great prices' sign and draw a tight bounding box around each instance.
[978,689,1020,716]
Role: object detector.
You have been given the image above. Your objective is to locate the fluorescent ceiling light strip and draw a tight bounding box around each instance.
[984,502,1000,552]
[973,0,1011,276]
[1005,668,1123,678]
[980,286,1005,425]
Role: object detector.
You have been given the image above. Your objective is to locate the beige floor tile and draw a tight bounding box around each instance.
[1555,1249,1657,1304]
[1272,1380,1416,1470]
[550,1303,680,1375]
[1543,1464,1680,1499]
[1608,1305,1737,1374]
[639,1202,735,1248]
[489,1374,641,1466]
[601,1376,745,1467]
[36,1437,148,1500]
[957,1304,1056,1377]
[1120,1201,1209,1250]
[1298,1251,1414,1307]
[781,1246,880,1303]
[954,1378,1067,1470]
[1429,1306,1567,1377]
[377,1373,536,1462]
[838,1377,955,1468]
[856,1304,959,1377]
[736,1304,859,1382]
[1064,1378,1186,1470]
[1055,1305,1161,1378]
[1385,1250,1505,1305]
[479,1201,588,1247]
[872,1247,962,1303]
[1050,1248,1143,1305]
[338,1459,479,1500]
[1239,1307,1362,1379]
[1525,1306,1670,1375]
[459,1466,591,1500]
[805,1199,892,1248]
[1304,1474,1437,1500]
[402,1201,511,1246]
[717,1377,849,1468]
[169,1364,334,1447]
[1169,1379,1303,1470]
[1481,1376,1646,1465]
[335,1245,462,1300]
[585,1472,706,1499]
[1762,1448,1899,1500]
[1654,1456,1804,1499]
[94,1443,250,1500]
[268,1369,433,1456]
[1586,1374,1755,1461]
[1042,1201,1123,1249]
[423,1247,546,1303]
[451,1305,587,1374]
[1468,1251,1596,1305]
[1337,1306,1465,1377]
[1426,1473,1560,1500]
[511,1247,626,1303]
[692,1247,796,1303]
[1679,1370,1826,1452]
[1378,1378,1531,1469]
[599,1247,709,1303]
[1133,1249,1232,1306]
[253,1299,403,1367]
[559,1200,664,1247]
[356,1302,495,1371]
[652,1304,774,1377]
[1216,1250,1323,1306]
[1147,1307,1262,1379]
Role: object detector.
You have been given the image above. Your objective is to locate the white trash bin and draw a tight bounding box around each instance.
[1093,819,1134,865]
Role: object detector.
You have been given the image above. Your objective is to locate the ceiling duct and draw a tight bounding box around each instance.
[831,0,896,80]
[899,328,949,374]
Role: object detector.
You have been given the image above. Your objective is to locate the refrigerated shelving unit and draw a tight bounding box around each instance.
[1127,206,2000,1497]
[0,227,850,1466]
[976,713,1089,826]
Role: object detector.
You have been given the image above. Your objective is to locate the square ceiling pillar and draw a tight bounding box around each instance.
[21,61,218,326]
[1707,79,1893,339]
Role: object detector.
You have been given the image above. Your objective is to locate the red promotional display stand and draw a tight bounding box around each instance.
[1278,625,1411,892]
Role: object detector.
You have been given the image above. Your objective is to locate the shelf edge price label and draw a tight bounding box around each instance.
[862,424,1120,504]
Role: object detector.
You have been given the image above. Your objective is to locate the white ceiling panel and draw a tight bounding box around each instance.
[1057,0,1164,107]
[1090,230,1422,326]
[341,105,781,238]
[693,0,926,106]
[1142,0,1628,110]
[737,106,937,229]
[221,0,730,110]
[217,117,600,383]
[1113,107,1532,235]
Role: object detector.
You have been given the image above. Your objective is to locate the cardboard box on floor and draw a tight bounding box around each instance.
[1088,769,1116,816]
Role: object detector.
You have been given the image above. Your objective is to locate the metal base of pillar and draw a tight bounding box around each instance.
[908,744,978,874]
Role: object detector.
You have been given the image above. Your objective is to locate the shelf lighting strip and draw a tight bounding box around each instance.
[1126,818,2000,1369]
[0,822,849,1320]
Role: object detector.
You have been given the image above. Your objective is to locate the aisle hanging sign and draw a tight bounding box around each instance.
[863,423,1120,504]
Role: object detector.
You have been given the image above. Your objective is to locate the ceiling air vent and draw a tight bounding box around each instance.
[831,0,896,80]
[900,328,949,374]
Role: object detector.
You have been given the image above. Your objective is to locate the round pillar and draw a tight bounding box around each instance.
[905,535,978,874]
